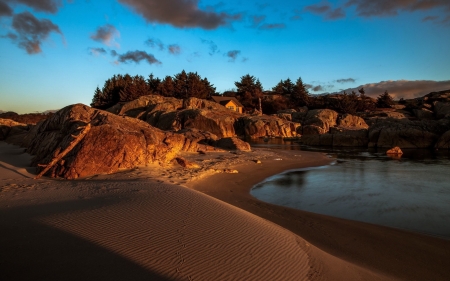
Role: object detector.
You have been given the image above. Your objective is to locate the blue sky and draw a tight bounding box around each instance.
[1,0,450,113]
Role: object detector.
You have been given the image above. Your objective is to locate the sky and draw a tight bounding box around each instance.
[1,0,450,113]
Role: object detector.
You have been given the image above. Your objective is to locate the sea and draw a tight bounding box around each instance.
[249,139,450,239]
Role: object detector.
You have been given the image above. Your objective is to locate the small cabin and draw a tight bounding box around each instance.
[211,96,244,113]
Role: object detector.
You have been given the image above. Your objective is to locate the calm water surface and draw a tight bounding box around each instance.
[250,139,450,239]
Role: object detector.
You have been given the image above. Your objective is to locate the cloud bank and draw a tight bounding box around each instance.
[337,80,450,99]
[118,0,240,29]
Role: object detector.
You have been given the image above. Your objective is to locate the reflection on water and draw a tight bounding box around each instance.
[250,139,450,239]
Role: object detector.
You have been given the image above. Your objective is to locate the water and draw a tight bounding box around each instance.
[250,139,450,239]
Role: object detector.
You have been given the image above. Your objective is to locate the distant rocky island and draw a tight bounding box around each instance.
[1,89,449,179]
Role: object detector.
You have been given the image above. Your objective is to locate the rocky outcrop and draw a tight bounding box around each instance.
[107,95,301,139]
[302,109,338,135]
[236,115,301,138]
[368,119,450,148]
[106,95,182,117]
[0,118,26,140]
[413,108,434,120]
[27,104,193,179]
[0,118,29,145]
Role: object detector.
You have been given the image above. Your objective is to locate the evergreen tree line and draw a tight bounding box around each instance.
[91,71,216,109]
[91,71,395,115]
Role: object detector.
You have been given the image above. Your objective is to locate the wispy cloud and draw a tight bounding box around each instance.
[259,23,286,30]
[226,50,240,62]
[116,50,161,65]
[304,2,345,20]
[290,9,302,21]
[201,39,219,56]
[422,15,439,22]
[345,0,450,18]
[5,11,63,54]
[118,0,241,29]
[145,38,164,50]
[89,47,107,56]
[336,78,356,83]
[168,44,181,55]
[1,0,62,14]
[90,24,120,47]
[145,38,181,55]
[312,85,325,91]
[251,15,266,27]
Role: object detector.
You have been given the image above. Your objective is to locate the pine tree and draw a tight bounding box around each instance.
[91,87,104,108]
[158,76,175,97]
[272,78,294,96]
[234,74,263,109]
[147,73,161,94]
[291,77,310,107]
[376,91,394,108]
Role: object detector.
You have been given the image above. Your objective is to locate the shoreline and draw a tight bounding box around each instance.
[1,141,450,280]
[188,149,450,281]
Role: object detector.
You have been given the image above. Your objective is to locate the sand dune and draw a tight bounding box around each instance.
[1,141,449,280]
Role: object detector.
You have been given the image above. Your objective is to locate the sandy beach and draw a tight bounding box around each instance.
[1,141,450,280]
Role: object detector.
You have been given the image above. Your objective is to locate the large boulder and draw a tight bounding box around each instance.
[148,109,240,138]
[435,130,450,150]
[214,137,251,151]
[236,115,301,138]
[27,104,190,179]
[434,101,450,119]
[337,114,369,129]
[302,109,338,135]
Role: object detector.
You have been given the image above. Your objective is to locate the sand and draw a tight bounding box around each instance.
[1,141,450,280]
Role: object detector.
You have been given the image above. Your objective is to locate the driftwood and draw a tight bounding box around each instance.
[34,123,91,179]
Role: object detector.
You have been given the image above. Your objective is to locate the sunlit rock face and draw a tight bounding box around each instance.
[27,104,188,179]
[107,95,300,139]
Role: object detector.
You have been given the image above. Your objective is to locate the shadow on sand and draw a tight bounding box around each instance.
[0,197,171,281]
